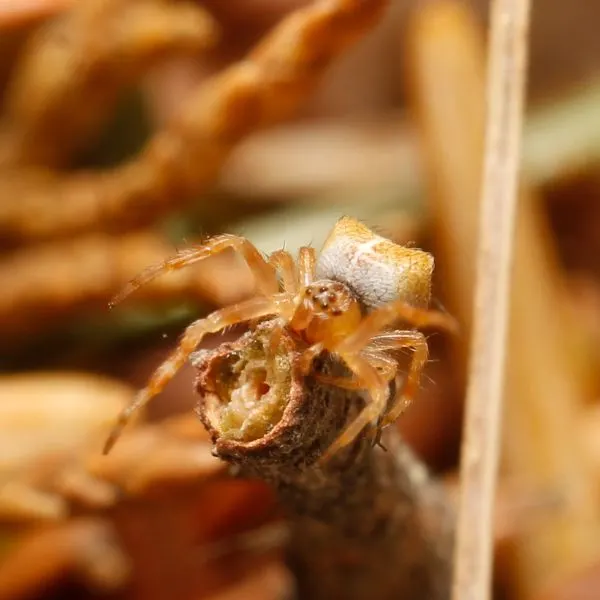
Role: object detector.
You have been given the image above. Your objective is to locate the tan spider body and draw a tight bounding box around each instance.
[104,217,456,461]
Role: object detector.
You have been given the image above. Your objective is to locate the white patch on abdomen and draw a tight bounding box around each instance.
[316,236,405,309]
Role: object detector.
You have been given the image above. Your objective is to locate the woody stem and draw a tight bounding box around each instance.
[193,320,454,600]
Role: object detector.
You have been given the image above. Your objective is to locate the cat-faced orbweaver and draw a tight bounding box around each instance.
[103,216,457,461]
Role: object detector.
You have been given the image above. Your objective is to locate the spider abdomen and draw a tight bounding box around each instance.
[315,216,434,309]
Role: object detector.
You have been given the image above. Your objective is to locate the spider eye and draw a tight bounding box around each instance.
[327,292,336,302]
[319,286,327,293]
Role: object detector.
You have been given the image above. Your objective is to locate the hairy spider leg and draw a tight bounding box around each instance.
[288,294,314,331]
[339,299,458,354]
[297,342,325,376]
[285,247,318,331]
[317,299,456,459]
[314,350,398,390]
[296,340,389,463]
[298,246,316,287]
[264,249,299,363]
[272,246,317,331]
[319,354,388,463]
[110,234,279,307]
[266,322,286,362]
[103,294,291,454]
[268,249,299,293]
[369,330,429,428]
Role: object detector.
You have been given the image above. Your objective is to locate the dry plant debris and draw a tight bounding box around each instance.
[0,372,231,599]
[0,0,72,29]
[0,373,224,523]
[0,372,134,522]
[0,0,219,169]
[0,517,130,599]
[0,0,389,245]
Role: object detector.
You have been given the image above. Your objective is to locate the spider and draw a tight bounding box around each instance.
[103,216,457,461]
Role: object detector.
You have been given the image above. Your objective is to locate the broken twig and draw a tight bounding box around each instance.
[194,321,454,600]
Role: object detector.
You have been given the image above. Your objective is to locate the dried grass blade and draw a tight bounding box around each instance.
[451,0,532,599]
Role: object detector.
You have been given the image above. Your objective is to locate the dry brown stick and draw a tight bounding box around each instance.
[0,0,218,169]
[451,0,531,599]
[193,321,454,600]
[0,0,389,245]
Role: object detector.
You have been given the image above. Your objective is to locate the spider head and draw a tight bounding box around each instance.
[316,216,434,310]
[302,280,362,345]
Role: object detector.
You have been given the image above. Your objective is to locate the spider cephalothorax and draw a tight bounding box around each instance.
[304,281,351,316]
[296,280,362,345]
[103,216,457,460]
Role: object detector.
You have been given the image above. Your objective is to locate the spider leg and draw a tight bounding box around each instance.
[286,247,317,331]
[297,342,325,376]
[372,330,429,428]
[297,338,396,462]
[263,250,298,361]
[361,350,399,380]
[103,294,288,454]
[265,320,290,372]
[315,351,397,389]
[319,353,388,463]
[288,295,314,331]
[298,246,316,286]
[110,234,279,306]
[336,298,457,356]
[316,297,448,461]
[268,249,299,293]
[315,374,365,390]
